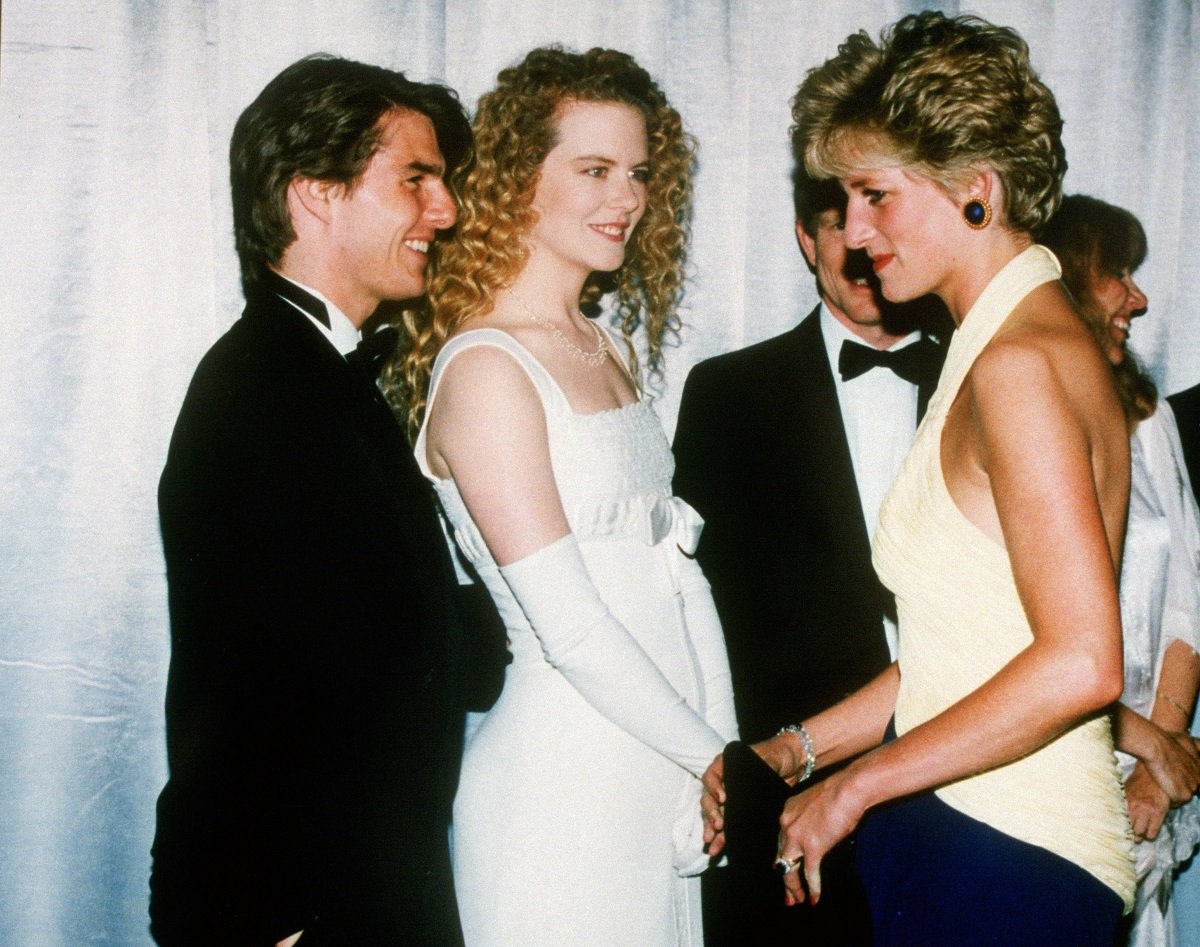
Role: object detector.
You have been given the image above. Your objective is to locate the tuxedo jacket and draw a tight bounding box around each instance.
[673,308,946,742]
[150,290,503,946]
[1169,382,1200,505]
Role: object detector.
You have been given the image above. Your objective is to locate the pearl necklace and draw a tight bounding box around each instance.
[514,293,609,368]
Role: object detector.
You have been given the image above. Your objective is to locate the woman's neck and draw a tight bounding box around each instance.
[503,254,592,327]
[940,230,1033,325]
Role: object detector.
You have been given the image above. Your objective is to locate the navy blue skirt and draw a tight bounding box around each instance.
[856,733,1124,945]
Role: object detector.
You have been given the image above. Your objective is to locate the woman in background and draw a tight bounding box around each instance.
[391,46,736,946]
[703,13,1136,943]
[1043,194,1200,946]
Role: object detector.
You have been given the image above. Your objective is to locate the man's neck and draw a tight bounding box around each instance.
[277,255,371,329]
[824,299,908,350]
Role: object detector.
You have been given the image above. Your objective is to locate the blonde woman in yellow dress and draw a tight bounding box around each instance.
[702,13,1135,944]
[392,47,736,946]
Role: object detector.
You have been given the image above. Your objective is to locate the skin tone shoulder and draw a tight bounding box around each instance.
[703,162,1132,906]
[425,100,651,567]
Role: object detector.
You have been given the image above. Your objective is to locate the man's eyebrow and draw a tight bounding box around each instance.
[404,161,445,176]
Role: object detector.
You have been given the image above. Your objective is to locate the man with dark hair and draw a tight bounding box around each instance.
[672,166,948,945]
[150,55,500,947]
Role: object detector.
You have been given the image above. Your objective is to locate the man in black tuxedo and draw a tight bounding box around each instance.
[1169,382,1200,505]
[673,168,948,945]
[150,56,503,947]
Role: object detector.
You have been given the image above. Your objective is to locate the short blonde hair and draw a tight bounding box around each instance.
[791,11,1066,234]
[386,45,694,438]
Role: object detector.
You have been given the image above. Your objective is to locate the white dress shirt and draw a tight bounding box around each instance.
[819,303,924,659]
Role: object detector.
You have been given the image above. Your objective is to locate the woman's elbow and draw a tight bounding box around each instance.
[1062,646,1124,712]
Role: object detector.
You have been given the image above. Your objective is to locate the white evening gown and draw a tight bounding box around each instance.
[1117,402,1200,947]
[416,328,737,947]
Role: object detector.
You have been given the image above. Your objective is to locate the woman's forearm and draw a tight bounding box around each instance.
[1150,638,1200,732]
[761,663,899,782]
[838,635,1121,816]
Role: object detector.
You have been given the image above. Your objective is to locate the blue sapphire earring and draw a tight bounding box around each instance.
[963,197,992,229]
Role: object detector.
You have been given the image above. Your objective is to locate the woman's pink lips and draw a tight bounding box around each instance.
[591,224,628,242]
[871,254,895,273]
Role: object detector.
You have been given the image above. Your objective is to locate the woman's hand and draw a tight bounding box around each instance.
[1142,725,1200,805]
[1125,761,1171,841]
[751,732,807,783]
[776,768,865,906]
[700,752,727,856]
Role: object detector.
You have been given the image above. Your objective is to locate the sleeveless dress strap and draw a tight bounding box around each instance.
[415,328,571,480]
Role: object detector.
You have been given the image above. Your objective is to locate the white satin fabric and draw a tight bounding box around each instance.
[1118,403,1200,947]
[417,329,736,946]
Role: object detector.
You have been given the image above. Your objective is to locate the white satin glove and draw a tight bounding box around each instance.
[500,534,727,777]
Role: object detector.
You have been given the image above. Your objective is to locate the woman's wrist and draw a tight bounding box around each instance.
[776,723,817,784]
[1140,722,1170,765]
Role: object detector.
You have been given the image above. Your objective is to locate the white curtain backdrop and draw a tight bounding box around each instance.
[2,1,1198,943]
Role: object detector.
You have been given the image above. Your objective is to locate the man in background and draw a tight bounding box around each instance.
[674,167,948,945]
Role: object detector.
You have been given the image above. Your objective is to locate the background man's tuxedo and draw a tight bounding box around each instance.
[150,290,504,946]
[1169,382,1200,504]
[673,306,946,944]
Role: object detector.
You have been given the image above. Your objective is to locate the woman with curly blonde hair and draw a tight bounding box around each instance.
[405,46,736,945]
[703,12,1135,943]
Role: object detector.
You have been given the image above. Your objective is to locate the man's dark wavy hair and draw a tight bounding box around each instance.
[229,54,471,294]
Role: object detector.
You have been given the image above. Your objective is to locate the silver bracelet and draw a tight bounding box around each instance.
[776,722,816,784]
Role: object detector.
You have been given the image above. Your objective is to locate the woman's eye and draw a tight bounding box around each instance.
[865,189,886,204]
[630,167,650,183]
[586,167,608,178]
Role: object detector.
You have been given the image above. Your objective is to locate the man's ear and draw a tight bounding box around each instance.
[795,220,819,270]
[287,176,338,227]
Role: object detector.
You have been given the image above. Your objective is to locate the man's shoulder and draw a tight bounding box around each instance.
[1168,381,1200,421]
[189,296,334,392]
[685,314,817,387]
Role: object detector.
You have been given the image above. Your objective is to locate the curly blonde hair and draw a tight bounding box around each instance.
[384,45,695,438]
[791,11,1066,234]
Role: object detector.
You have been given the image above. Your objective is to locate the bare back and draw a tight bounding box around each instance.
[941,279,1130,577]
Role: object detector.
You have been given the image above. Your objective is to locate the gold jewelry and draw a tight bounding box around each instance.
[963,197,992,230]
[514,293,609,368]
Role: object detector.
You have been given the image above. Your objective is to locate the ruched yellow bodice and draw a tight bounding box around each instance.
[873,245,1135,909]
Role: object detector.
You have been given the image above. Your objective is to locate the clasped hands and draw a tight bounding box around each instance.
[700,733,865,907]
[1126,727,1200,842]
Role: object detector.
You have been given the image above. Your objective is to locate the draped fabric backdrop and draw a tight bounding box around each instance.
[2,1,1198,943]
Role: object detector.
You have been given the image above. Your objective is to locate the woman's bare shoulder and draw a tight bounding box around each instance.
[967,282,1121,442]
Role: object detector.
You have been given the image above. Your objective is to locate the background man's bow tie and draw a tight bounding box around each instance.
[839,337,935,385]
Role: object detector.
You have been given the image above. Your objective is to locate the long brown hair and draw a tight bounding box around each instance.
[1041,194,1156,426]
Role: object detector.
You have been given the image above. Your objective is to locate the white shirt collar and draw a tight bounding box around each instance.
[273,275,361,356]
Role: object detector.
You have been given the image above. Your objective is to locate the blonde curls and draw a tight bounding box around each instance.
[384,46,695,439]
[791,11,1066,235]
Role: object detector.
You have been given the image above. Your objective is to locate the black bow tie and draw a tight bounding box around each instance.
[839,338,934,386]
[347,326,400,381]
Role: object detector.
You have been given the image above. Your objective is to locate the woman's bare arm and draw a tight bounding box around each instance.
[776,329,1126,903]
